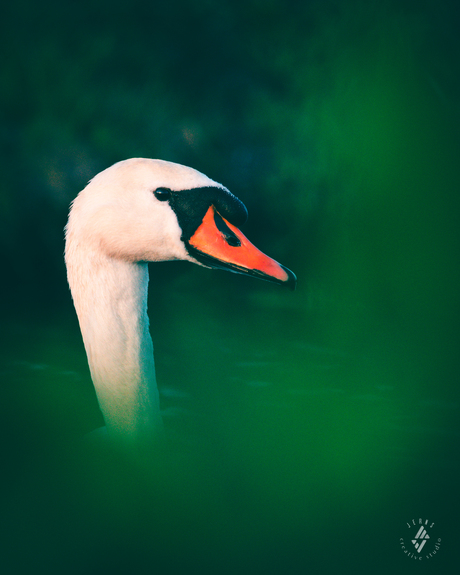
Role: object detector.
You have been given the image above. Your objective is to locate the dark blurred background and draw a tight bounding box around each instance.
[1,1,459,573]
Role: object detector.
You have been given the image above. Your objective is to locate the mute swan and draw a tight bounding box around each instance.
[65,158,296,449]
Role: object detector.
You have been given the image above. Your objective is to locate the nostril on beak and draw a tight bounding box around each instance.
[214,210,241,247]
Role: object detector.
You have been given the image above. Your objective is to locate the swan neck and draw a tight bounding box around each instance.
[68,253,162,444]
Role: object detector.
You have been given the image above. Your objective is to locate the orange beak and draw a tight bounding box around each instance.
[186,206,296,289]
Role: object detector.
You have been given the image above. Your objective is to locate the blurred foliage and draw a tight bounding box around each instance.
[1,0,459,302]
[1,1,459,573]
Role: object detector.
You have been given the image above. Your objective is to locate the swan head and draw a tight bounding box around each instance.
[66,158,296,288]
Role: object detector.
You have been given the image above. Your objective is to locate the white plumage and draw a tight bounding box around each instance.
[65,158,295,450]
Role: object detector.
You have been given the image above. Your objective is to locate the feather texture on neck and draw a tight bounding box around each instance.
[66,236,163,445]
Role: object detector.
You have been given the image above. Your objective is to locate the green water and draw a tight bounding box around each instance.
[1,262,458,574]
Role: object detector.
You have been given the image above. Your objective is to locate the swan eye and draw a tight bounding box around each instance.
[154,188,171,201]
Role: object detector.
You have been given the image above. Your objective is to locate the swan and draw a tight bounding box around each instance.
[65,158,296,450]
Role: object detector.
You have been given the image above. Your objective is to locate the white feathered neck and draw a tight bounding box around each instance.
[65,159,221,446]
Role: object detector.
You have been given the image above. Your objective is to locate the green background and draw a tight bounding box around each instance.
[1,1,458,573]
